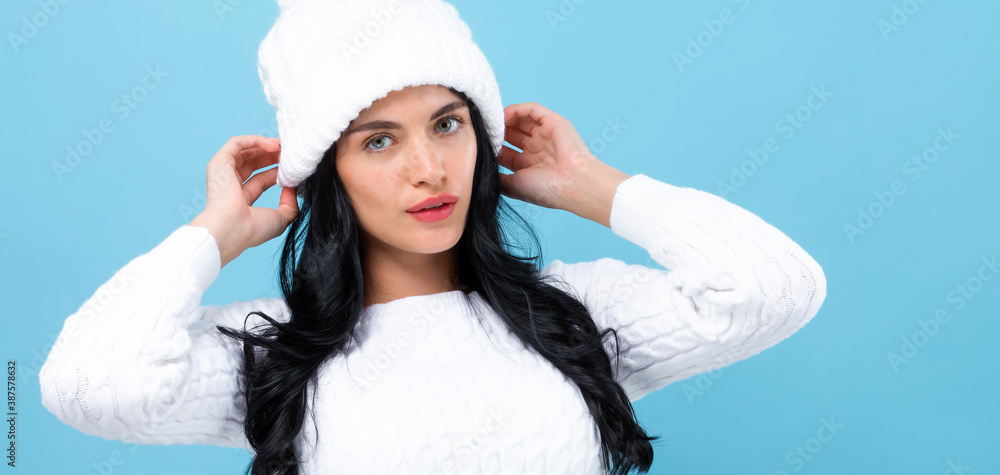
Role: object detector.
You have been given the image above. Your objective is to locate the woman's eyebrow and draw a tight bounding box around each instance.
[428,100,467,121]
[342,101,468,137]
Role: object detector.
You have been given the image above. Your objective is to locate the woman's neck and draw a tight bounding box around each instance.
[361,245,461,307]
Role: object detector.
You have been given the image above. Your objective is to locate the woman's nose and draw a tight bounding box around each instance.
[407,136,446,185]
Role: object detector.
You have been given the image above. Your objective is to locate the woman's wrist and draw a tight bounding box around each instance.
[565,159,631,229]
[189,213,241,268]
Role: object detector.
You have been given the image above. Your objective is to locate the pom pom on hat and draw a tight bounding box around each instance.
[257,0,505,189]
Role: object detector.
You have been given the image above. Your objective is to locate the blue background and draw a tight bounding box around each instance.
[2,0,997,473]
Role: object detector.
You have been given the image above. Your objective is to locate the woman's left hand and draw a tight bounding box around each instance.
[498,102,602,210]
[498,102,632,228]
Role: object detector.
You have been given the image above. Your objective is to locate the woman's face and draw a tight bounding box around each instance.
[335,84,477,256]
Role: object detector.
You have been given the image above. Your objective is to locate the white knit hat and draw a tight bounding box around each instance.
[257,0,505,189]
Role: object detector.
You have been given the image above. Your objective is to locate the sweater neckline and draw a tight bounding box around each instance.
[359,288,483,321]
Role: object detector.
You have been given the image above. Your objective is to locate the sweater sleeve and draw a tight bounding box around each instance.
[38,224,290,451]
[539,174,827,402]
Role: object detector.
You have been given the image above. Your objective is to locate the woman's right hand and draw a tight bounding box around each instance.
[189,135,299,269]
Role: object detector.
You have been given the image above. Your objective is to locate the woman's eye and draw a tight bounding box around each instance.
[436,117,459,133]
[365,135,394,151]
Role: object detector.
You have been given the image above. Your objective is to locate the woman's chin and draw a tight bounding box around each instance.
[402,229,463,254]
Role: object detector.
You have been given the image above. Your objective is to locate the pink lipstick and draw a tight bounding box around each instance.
[406,193,458,223]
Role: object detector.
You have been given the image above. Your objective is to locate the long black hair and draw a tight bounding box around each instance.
[216,87,659,474]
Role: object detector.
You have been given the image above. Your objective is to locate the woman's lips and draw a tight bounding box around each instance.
[407,193,459,212]
[407,202,456,222]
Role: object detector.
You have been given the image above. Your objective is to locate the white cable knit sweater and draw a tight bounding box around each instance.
[39,174,826,474]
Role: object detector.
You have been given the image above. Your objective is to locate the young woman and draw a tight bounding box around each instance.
[39,2,827,475]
